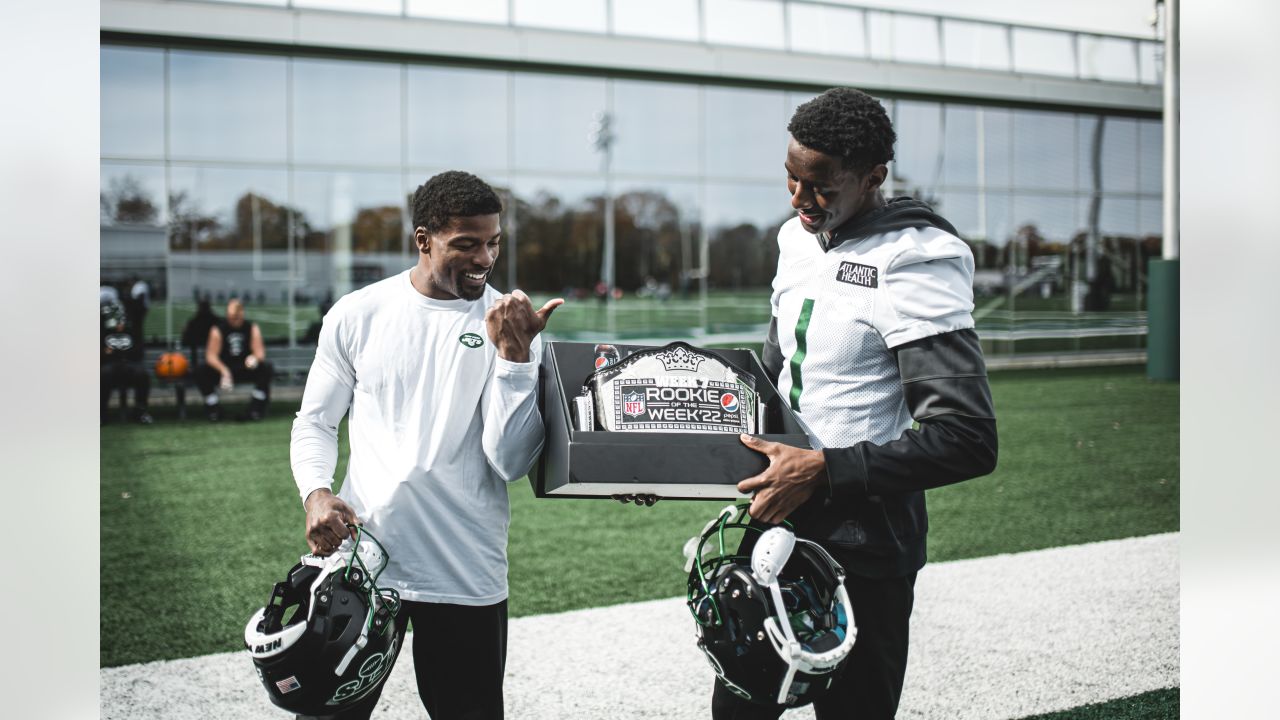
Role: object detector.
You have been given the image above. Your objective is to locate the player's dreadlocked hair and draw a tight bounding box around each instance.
[787,87,896,175]
[411,171,503,235]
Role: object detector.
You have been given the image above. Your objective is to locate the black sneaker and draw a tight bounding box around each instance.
[235,408,264,422]
[135,411,154,425]
[206,406,222,422]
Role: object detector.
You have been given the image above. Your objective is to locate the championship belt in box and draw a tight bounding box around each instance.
[580,342,760,433]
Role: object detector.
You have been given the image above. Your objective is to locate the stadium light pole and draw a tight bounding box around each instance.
[1148,0,1179,380]
[1162,0,1179,262]
[590,108,617,333]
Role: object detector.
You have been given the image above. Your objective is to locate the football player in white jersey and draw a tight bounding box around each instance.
[717,88,999,719]
[291,171,562,720]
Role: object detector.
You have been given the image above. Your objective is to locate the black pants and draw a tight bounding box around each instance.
[299,599,508,720]
[101,363,150,414]
[193,360,273,401]
[712,569,917,720]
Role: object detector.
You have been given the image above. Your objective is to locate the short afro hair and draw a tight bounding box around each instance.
[788,87,896,175]
[411,171,503,235]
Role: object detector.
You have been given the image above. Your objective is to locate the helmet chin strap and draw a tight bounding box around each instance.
[753,529,804,704]
[752,528,857,705]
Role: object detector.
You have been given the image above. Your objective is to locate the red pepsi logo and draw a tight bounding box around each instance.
[595,356,610,369]
[721,393,739,413]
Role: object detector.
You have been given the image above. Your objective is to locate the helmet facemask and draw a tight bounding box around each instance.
[685,505,857,707]
[245,525,403,715]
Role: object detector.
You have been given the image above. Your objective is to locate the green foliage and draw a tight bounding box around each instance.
[101,366,1177,667]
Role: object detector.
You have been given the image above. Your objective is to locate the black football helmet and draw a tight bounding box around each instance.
[101,299,127,331]
[245,525,402,716]
[684,505,856,707]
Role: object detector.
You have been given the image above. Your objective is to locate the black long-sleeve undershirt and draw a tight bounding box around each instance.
[763,321,997,497]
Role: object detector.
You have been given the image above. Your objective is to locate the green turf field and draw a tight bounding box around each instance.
[99,365,1177,668]
[1018,688,1178,720]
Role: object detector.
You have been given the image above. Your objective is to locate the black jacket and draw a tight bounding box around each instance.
[761,197,998,578]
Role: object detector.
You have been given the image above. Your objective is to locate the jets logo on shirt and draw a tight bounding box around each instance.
[104,333,133,351]
[836,262,878,288]
[458,332,484,349]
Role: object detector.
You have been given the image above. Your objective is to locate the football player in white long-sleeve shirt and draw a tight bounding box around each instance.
[290,171,562,720]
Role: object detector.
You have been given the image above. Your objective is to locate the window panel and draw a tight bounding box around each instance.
[408,0,508,24]
[168,165,290,252]
[894,101,943,195]
[612,179,701,294]
[294,171,405,253]
[867,11,893,60]
[1012,194,1079,243]
[704,87,789,182]
[1012,28,1076,77]
[101,46,165,158]
[613,0,699,42]
[1139,198,1163,237]
[1077,114,1101,194]
[982,108,1013,189]
[293,0,401,13]
[984,191,1013,247]
[703,182,788,290]
[891,14,941,65]
[704,0,785,50]
[943,20,1010,71]
[613,80,700,176]
[1138,119,1164,195]
[513,74,607,174]
[1100,117,1139,194]
[407,66,509,172]
[786,4,866,58]
[292,58,401,167]
[1093,195,1138,237]
[1139,41,1162,85]
[101,163,167,226]
[935,190,980,239]
[511,176,605,294]
[1090,195,1141,311]
[1079,36,1139,83]
[513,0,606,33]
[294,170,406,297]
[940,105,979,188]
[166,166,294,326]
[169,51,288,162]
[1013,110,1076,191]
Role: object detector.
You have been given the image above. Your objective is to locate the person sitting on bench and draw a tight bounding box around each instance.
[194,298,272,421]
[101,298,153,425]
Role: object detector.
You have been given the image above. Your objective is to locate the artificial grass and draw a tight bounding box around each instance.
[1017,688,1179,719]
[100,365,1177,667]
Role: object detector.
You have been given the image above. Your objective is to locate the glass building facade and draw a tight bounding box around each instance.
[101,36,1162,358]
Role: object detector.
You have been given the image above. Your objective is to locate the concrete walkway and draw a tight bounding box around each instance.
[102,533,1178,719]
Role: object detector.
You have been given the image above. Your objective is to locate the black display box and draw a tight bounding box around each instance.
[529,341,813,500]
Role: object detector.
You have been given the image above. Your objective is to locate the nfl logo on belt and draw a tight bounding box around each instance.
[623,391,646,417]
[721,392,739,414]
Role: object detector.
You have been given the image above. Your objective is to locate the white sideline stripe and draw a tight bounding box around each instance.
[101,533,1178,720]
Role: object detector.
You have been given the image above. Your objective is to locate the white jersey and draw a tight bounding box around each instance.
[291,269,545,605]
[771,217,976,451]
